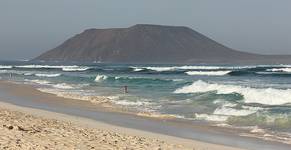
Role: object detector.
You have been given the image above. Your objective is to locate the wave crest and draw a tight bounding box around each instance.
[214,106,258,117]
[174,80,291,105]
[195,113,228,122]
[62,66,90,72]
[52,83,75,89]
[185,71,231,76]
[267,68,291,73]
[130,65,257,72]
[15,65,90,72]
[95,75,108,82]
[0,65,12,69]
[25,79,51,85]
[35,73,61,77]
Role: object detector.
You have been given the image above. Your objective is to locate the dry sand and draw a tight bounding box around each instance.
[0,101,244,150]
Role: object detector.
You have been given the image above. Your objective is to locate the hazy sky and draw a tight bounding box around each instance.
[0,0,290,60]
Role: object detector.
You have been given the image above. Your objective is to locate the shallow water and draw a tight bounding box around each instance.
[1,60,291,143]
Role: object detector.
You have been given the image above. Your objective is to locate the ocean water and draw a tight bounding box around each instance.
[1,61,291,143]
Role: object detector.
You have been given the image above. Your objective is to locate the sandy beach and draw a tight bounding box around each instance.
[0,101,244,150]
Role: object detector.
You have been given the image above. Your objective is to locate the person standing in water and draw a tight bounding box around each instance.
[124,85,128,93]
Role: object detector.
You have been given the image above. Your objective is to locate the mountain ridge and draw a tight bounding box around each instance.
[34,24,291,64]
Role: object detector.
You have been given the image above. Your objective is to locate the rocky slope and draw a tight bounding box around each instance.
[34,24,290,64]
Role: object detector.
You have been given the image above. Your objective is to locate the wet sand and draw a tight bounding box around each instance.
[0,80,290,150]
[0,101,243,150]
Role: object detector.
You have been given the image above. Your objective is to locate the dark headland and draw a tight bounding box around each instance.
[34,24,291,64]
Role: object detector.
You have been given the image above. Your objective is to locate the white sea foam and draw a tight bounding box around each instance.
[62,66,90,72]
[146,66,224,71]
[114,76,123,80]
[195,113,228,122]
[213,106,257,116]
[133,68,144,72]
[52,83,75,89]
[172,79,184,82]
[131,65,256,72]
[185,71,231,76]
[147,66,228,71]
[113,100,150,106]
[174,80,291,105]
[205,102,260,122]
[195,105,257,121]
[15,65,89,72]
[25,79,51,85]
[113,76,144,80]
[0,70,31,75]
[241,106,264,112]
[130,67,144,72]
[23,72,33,76]
[0,70,7,73]
[35,73,61,77]
[213,100,237,107]
[37,88,110,104]
[113,76,177,82]
[0,65,12,69]
[94,75,108,82]
[113,76,139,80]
[178,66,236,70]
[267,68,291,73]
[145,67,176,72]
[16,65,70,69]
[256,72,277,75]
[250,126,266,133]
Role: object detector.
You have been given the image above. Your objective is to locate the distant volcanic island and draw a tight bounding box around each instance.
[34,24,291,64]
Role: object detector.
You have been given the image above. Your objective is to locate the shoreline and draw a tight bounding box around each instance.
[0,100,241,150]
[0,80,290,149]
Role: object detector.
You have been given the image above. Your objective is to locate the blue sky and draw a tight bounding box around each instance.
[0,0,290,60]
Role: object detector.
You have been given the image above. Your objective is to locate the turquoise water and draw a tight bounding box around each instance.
[1,61,291,141]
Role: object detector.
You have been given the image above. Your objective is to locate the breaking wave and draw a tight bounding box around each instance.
[94,74,181,84]
[62,66,90,72]
[37,88,111,104]
[185,71,231,76]
[25,79,51,85]
[174,80,291,105]
[131,66,223,72]
[35,73,61,77]
[15,65,90,72]
[267,68,291,73]
[113,100,151,106]
[195,103,262,122]
[195,113,228,122]
[213,106,259,117]
[0,65,12,69]
[52,83,75,89]
[130,67,145,72]
[94,75,109,82]
[0,70,7,73]
[16,65,71,69]
[130,65,257,72]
